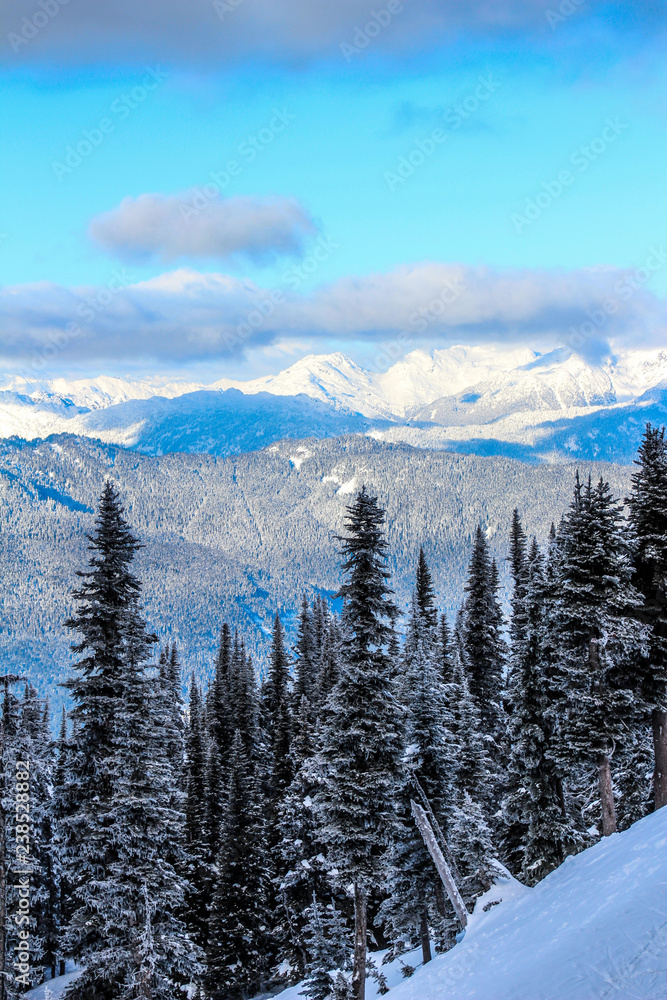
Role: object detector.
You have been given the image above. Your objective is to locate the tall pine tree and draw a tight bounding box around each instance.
[315,488,403,1000]
[626,424,667,809]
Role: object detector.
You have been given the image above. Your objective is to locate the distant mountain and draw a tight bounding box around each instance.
[70,388,373,456]
[2,345,667,462]
[409,349,617,425]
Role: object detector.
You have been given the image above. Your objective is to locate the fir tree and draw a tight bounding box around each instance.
[500,539,575,883]
[60,483,157,996]
[461,526,507,739]
[553,474,646,837]
[294,596,317,705]
[207,624,234,771]
[414,548,438,635]
[61,483,198,997]
[301,894,350,1000]
[446,657,496,905]
[265,615,293,806]
[382,580,457,963]
[626,423,667,809]
[185,679,211,951]
[206,730,270,1000]
[315,488,403,1000]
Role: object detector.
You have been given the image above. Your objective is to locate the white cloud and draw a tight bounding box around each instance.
[89,192,317,264]
[1,262,664,370]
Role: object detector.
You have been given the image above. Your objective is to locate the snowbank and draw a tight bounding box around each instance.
[25,969,81,999]
[275,808,667,1000]
[390,807,667,1000]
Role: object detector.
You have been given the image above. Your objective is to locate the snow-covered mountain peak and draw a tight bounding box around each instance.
[2,343,667,460]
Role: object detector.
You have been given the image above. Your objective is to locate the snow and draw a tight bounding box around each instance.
[337,476,358,495]
[25,969,82,999]
[272,808,667,1000]
[2,345,667,464]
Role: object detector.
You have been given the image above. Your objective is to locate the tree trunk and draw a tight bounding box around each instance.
[352,884,367,1000]
[411,800,468,929]
[420,907,432,965]
[598,754,617,836]
[652,708,667,810]
[434,880,446,918]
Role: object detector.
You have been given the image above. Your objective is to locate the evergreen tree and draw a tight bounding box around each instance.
[461,526,507,739]
[206,730,270,1000]
[414,548,438,635]
[315,488,403,1000]
[301,894,350,1000]
[207,624,234,771]
[626,423,667,809]
[158,643,186,779]
[294,596,317,706]
[317,618,342,708]
[103,632,200,998]
[552,474,646,837]
[498,511,530,872]
[51,707,71,978]
[500,539,576,883]
[265,615,293,807]
[184,679,211,952]
[382,566,458,962]
[60,482,155,996]
[446,657,496,905]
[61,483,198,997]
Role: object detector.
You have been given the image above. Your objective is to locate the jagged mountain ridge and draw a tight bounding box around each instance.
[2,345,667,462]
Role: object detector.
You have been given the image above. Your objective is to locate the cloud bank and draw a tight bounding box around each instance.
[4,0,663,69]
[2,261,665,371]
[88,192,317,264]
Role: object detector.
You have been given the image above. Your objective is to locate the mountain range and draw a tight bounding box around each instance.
[2,344,667,462]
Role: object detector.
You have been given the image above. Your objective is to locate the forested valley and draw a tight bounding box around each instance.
[1,423,666,1000]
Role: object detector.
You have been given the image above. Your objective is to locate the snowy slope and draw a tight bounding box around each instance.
[273,808,667,1000]
[68,388,372,455]
[26,969,81,999]
[410,349,618,425]
[391,807,667,1000]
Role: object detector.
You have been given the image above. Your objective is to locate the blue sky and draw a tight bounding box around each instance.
[1,1,665,379]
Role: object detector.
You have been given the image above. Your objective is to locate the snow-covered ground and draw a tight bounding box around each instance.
[25,969,81,999]
[274,807,667,1000]
[22,810,667,999]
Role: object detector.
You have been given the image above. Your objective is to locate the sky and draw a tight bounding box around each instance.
[1,0,666,381]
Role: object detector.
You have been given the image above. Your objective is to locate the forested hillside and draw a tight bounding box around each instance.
[6,422,667,998]
[0,433,632,700]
